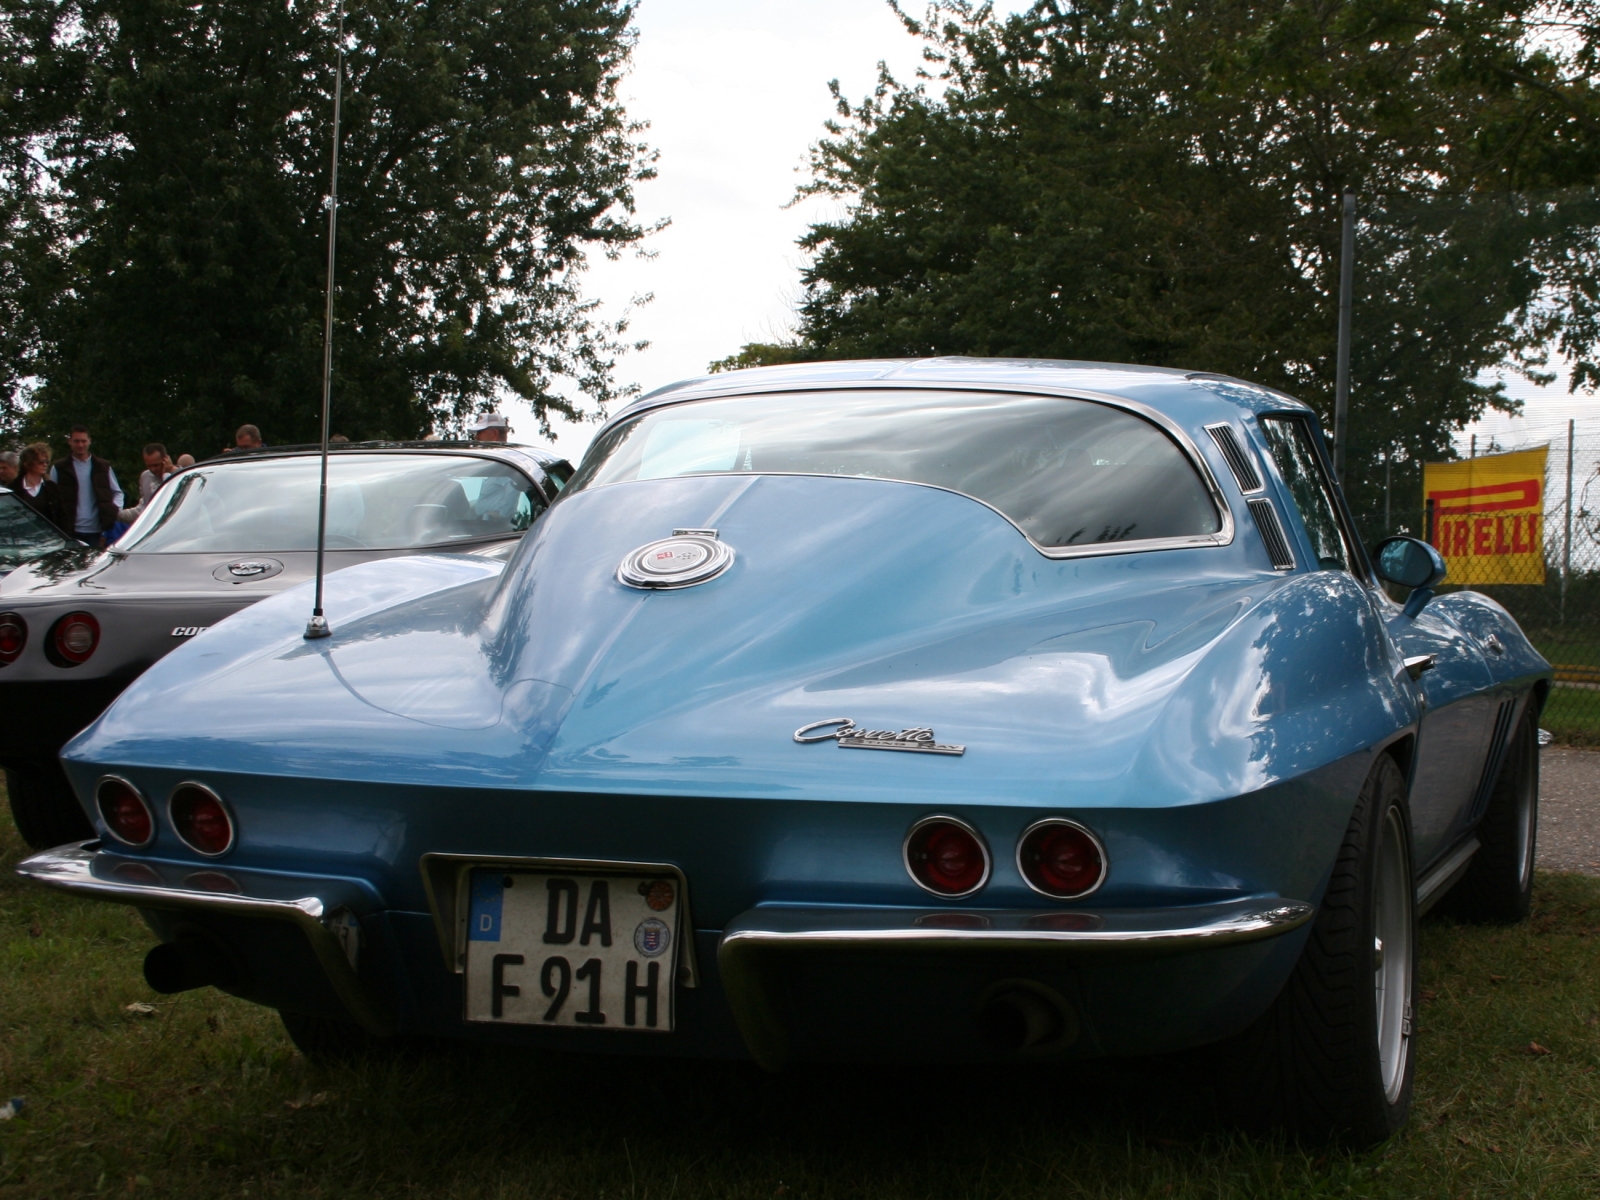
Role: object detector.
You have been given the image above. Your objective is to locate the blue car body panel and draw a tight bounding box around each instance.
[31,358,1551,1063]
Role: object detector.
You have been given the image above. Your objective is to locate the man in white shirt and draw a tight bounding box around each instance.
[117,443,178,523]
[136,443,175,504]
[48,426,124,547]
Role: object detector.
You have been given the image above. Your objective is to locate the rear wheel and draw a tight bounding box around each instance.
[4,760,94,849]
[1219,753,1416,1146]
[1440,710,1537,923]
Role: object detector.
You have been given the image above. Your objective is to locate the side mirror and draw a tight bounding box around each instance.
[1373,536,1448,619]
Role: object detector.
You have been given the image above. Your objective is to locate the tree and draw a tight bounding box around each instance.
[1,0,653,460]
[707,340,821,372]
[750,0,1600,537]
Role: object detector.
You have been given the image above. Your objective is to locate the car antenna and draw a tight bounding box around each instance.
[305,0,345,641]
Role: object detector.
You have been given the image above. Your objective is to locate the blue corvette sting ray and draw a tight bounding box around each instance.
[19,359,1549,1145]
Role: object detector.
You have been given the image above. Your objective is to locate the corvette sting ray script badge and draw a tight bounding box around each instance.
[793,718,965,755]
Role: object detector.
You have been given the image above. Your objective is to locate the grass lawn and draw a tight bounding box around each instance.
[4,816,1600,1197]
[1537,687,1600,746]
[1504,622,1600,744]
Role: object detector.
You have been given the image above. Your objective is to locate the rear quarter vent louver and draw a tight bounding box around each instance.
[1247,498,1296,570]
[1204,423,1263,493]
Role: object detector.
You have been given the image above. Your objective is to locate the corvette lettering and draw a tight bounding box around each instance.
[171,627,210,638]
[793,718,965,756]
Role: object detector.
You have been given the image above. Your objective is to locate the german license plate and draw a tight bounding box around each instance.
[464,868,679,1032]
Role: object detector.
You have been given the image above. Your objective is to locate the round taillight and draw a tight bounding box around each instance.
[96,776,154,848]
[0,613,26,664]
[1017,819,1107,899]
[50,611,100,665]
[169,783,234,857]
[904,816,990,897]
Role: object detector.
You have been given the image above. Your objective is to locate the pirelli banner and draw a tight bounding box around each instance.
[1424,447,1548,586]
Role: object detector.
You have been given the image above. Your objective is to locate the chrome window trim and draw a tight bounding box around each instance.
[95,774,155,849]
[1015,817,1108,901]
[574,383,1236,562]
[166,781,236,859]
[1255,411,1373,583]
[903,814,993,899]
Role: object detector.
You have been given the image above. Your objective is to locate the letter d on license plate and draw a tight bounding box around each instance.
[464,869,679,1032]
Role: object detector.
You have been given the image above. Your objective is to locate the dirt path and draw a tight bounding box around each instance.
[1540,746,1600,876]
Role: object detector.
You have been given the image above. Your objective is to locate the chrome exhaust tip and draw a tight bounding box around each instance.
[976,980,1078,1055]
[143,937,239,995]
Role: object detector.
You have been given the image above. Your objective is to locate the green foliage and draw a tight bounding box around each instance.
[784,0,1600,539]
[0,0,654,461]
[707,340,823,372]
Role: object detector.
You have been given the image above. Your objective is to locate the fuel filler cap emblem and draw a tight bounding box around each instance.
[617,530,733,590]
[213,558,284,582]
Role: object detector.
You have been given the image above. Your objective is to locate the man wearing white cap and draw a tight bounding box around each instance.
[468,413,511,443]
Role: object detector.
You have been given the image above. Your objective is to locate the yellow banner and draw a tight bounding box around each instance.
[1424,447,1547,586]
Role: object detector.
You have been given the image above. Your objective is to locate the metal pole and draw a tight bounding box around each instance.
[306,1,345,641]
[1563,418,1575,624]
[1334,190,1355,482]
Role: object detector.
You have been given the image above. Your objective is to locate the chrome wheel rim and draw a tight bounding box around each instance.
[1374,805,1413,1103]
[1514,753,1536,892]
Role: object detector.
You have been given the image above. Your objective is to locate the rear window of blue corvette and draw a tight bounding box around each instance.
[566,390,1222,549]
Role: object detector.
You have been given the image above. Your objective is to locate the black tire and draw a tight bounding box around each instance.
[279,1010,390,1062]
[4,760,94,849]
[1218,753,1417,1146]
[1440,710,1537,923]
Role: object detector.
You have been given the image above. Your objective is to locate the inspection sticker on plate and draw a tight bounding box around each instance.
[464,869,679,1032]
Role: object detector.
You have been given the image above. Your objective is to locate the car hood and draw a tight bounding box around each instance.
[67,473,1407,808]
[0,546,494,601]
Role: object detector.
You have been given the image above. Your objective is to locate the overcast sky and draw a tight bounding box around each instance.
[504,0,1030,461]
[505,0,1596,466]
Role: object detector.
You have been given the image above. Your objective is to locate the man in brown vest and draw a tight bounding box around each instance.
[50,425,124,547]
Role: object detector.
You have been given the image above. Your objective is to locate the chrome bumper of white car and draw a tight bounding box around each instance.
[16,841,395,1035]
[716,897,1314,1068]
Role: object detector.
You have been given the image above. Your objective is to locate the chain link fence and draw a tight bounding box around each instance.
[1392,424,1600,745]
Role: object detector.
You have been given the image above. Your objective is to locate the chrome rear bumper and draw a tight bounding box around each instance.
[720,896,1313,954]
[17,841,394,1034]
[717,896,1314,1068]
[20,843,1313,1061]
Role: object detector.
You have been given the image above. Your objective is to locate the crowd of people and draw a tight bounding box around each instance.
[0,413,516,548]
[0,427,199,548]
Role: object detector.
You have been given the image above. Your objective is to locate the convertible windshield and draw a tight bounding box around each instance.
[567,390,1221,548]
[0,490,74,572]
[119,454,543,553]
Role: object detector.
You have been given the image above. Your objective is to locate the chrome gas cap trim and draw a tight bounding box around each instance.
[617,532,734,590]
[213,558,284,582]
